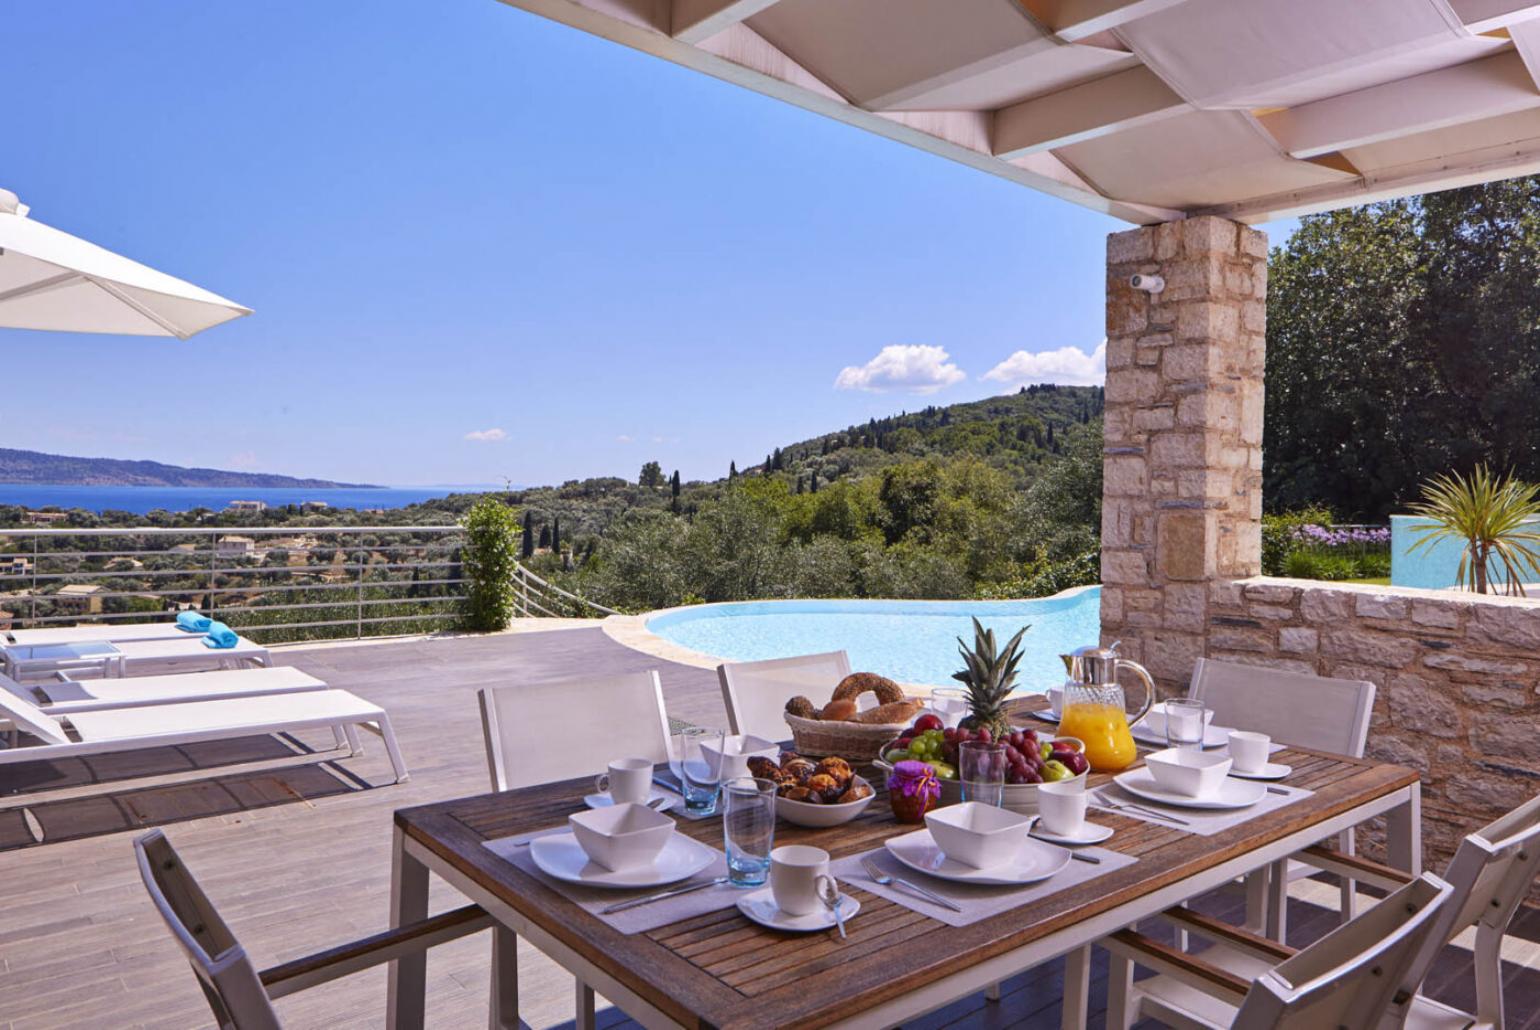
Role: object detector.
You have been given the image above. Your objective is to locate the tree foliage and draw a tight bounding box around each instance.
[460,496,521,631]
[1267,178,1540,518]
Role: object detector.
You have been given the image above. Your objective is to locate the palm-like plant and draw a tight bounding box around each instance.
[1407,464,1540,595]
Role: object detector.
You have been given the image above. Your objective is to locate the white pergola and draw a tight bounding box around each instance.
[496,0,1540,223]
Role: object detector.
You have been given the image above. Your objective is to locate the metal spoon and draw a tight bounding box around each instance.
[819,877,846,939]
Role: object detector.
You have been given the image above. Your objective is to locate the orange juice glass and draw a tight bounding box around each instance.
[1058,701,1139,773]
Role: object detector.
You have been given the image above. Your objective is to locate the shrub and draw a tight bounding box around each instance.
[1261,506,1333,575]
[461,496,522,631]
[1282,550,1358,581]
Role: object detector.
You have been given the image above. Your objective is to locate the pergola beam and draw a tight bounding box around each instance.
[1258,49,1540,159]
[671,0,782,45]
[993,65,1187,158]
[1022,0,1191,43]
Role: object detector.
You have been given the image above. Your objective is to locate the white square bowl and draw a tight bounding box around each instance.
[1144,747,1233,798]
[700,734,779,781]
[568,802,675,871]
[924,801,1031,869]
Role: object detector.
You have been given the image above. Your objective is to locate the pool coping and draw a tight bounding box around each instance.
[601,585,1102,694]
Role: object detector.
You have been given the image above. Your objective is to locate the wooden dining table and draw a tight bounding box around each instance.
[385,728,1420,1030]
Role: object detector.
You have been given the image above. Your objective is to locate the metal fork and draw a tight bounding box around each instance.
[860,855,963,912]
[1092,790,1192,827]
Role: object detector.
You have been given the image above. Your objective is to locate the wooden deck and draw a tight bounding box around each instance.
[0,626,1537,1029]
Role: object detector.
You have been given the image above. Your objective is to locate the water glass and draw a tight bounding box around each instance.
[1164,698,1208,751]
[673,726,724,815]
[722,777,776,887]
[959,741,1007,807]
[928,686,970,728]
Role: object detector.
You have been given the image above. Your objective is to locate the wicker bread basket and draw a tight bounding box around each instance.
[783,710,913,760]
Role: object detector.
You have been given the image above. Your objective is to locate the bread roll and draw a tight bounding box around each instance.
[819,698,859,721]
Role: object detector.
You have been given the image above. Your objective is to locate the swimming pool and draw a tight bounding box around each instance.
[646,587,1101,689]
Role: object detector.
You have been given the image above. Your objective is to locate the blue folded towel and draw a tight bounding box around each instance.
[202,621,238,649]
[176,610,212,633]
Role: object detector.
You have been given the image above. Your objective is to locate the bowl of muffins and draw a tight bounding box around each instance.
[748,752,876,828]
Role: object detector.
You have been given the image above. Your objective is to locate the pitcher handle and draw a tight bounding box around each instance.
[1116,659,1158,728]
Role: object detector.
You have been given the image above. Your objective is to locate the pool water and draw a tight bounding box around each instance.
[647,588,1101,690]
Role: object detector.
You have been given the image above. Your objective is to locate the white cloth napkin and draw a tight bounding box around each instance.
[831,843,1138,929]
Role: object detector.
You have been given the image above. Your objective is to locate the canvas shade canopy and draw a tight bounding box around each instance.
[493,0,1540,224]
[0,188,250,338]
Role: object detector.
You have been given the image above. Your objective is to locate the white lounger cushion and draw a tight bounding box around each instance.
[113,636,269,667]
[35,667,326,709]
[63,691,385,743]
[5,623,191,647]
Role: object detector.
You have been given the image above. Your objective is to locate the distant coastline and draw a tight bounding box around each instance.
[0,484,458,515]
[0,447,377,489]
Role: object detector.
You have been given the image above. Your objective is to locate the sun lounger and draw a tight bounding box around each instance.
[0,685,408,782]
[1,665,328,714]
[3,621,199,648]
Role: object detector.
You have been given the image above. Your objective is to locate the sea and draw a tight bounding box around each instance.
[0,484,483,515]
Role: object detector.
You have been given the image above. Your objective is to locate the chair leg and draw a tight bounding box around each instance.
[1473,923,1505,1030]
[490,927,519,1030]
[1105,948,1136,1030]
[574,979,596,1030]
[985,981,1001,1002]
[1265,858,1288,942]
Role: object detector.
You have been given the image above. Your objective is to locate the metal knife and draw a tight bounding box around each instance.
[599,876,728,914]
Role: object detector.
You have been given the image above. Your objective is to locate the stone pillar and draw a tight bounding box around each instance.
[1101,216,1267,690]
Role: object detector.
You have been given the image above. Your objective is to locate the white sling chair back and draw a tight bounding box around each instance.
[477,670,676,1029]
[717,650,851,742]
[136,829,489,1030]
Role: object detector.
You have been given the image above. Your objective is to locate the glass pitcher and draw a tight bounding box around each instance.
[1057,642,1156,773]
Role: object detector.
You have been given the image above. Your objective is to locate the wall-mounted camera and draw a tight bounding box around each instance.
[1129,274,1164,294]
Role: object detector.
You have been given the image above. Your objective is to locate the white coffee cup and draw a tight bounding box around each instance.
[1037,779,1087,838]
[769,844,835,916]
[1227,731,1271,774]
[596,757,652,805]
[1046,684,1065,718]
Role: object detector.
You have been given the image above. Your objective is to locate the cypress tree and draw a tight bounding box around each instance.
[729,460,738,479]
[670,470,681,498]
[521,511,535,559]
[809,471,818,493]
[538,524,551,549]
[551,516,561,555]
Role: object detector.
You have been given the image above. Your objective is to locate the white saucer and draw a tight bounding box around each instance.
[528,831,714,888]
[1113,769,1267,810]
[885,827,1071,886]
[1029,819,1114,846]
[1228,762,1292,781]
[736,887,860,932]
[583,790,676,812]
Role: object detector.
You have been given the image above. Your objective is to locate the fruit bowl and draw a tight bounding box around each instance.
[775,775,876,827]
[874,717,1090,815]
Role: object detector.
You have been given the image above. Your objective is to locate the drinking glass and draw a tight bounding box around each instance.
[673,726,724,815]
[1164,698,1208,751]
[722,777,777,887]
[959,741,1007,807]
[928,686,970,728]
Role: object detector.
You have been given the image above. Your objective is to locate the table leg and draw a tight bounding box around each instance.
[1386,783,1422,876]
[1060,945,1090,1030]
[1243,867,1267,934]
[490,927,519,1030]
[387,825,429,1030]
[1265,859,1288,941]
[575,979,596,1030]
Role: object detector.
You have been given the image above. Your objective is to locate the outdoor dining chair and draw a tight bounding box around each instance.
[1105,789,1540,1029]
[477,670,675,1030]
[717,649,851,742]
[1103,872,1453,1030]
[135,828,492,1030]
[1189,657,1376,937]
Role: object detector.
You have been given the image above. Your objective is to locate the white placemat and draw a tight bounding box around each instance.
[1091,782,1314,837]
[831,844,1138,929]
[483,827,737,934]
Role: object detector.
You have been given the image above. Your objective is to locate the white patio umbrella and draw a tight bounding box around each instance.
[0,187,250,339]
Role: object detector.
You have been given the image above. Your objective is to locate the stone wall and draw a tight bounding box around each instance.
[1101,215,1268,684]
[1211,576,1540,885]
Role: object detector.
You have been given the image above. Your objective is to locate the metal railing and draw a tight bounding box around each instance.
[0,525,466,642]
[512,563,619,619]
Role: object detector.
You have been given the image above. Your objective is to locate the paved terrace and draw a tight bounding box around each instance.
[2,627,1539,1029]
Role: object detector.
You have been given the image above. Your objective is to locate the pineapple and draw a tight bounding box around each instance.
[952,617,1029,741]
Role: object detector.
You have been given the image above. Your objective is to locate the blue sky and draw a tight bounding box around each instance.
[3,1,1293,487]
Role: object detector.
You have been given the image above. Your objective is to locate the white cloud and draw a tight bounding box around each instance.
[615,434,634,444]
[464,428,508,443]
[834,345,966,394]
[982,340,1106,389]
